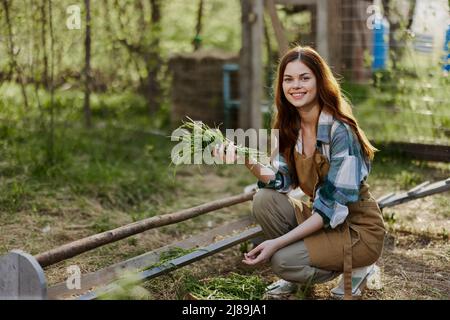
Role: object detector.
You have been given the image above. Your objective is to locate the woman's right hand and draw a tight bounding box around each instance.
[242,239,280,266]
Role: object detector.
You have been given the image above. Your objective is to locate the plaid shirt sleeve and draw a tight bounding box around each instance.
[257,153,293,193]
[313,122,368,229]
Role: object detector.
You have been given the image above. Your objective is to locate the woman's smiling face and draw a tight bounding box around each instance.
[282,60,318,109]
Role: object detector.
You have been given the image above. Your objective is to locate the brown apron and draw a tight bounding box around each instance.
[290,149,386,300]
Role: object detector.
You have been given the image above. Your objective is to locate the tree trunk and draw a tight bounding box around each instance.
[2,0,30,109]
[40,0,49,88]
[47,0,55,164]
[406,0,416,30]
[193,0,204,51]
[84,0,92,128]
[263,18,277,98]
[146,0,162,116]
[30,1,44,122]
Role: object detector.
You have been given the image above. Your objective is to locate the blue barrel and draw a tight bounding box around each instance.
[443,24,450,72]
[372,17,390,71]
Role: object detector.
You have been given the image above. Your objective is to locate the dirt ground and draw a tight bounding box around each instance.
[0,161,449,300]
[142,165,450,300]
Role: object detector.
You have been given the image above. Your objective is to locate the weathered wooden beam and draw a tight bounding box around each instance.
[240,0,264,130]
[138,227,262,281]
[406,181,431,196]
[265,0,289,56]
[0,250,47,300]
[327,0,342,73]
[378,178,450,209]
[77,226,263,300]
[376,192,395,204]
[47,217,257,299]
[316,0,329,62]
[35,191,256,268]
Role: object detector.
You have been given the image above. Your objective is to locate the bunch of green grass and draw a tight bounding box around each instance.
[143,247,197,270]
[98,248,197,300]
[171,117,268,164]
[97,272,153,300]
[183,272,268,300]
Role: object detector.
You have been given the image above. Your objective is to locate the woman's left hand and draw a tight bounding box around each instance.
[242,239,280,266]
[212,142,243,164]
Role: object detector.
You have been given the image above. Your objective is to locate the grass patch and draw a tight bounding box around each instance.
[97,272,153,300]
[295,276,315,300]
[0,117,176,217]
[368,152,442,190]
[435,197,450,219]
[182,272,268,300]
[394,170,423,190]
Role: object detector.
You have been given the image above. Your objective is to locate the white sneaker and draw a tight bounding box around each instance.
[264,279,298,298]
[330,264,380,299]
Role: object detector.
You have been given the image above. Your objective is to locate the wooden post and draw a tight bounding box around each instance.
[35,191,256,268]
[0,250,47,299]
[265,0,289,56]
[341,0,373,82]
[316,0,329,62]
[327,0,342,74]
[239,0,263,130]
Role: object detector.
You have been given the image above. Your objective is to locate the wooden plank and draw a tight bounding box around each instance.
[406,181,431,196]
[265,0,289,56]
[77,226,263,300]
[376,192,395,205]
[137,226,262,280]
[36,191,256,268]
[0,252,19,299]
[48,217,257,299]
[18,251,48,299]
[0,250,47,300]
[379,178,450,209]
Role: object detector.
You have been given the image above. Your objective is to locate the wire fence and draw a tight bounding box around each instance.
[335,0,449,146]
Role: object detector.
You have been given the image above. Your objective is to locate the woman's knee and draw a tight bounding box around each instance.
[270,250,287,276]
[252,189,276,219]
[252,189,273,218]
[252,189,298,239]
[270,247,313,283]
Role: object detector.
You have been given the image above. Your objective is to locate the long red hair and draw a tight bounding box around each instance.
[272,46,377,188]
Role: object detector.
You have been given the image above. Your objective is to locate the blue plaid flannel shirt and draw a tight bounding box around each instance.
[257,111,371,229]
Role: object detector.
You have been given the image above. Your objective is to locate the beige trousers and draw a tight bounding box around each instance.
[252,189,340,285]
